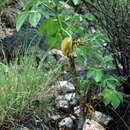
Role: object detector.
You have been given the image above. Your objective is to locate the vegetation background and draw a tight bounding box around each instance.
[0,0,130,130]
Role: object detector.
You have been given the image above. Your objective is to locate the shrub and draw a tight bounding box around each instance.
[15,0,123,111]
[82,0,130,93]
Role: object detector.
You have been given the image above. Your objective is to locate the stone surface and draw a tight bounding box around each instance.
[83,119,106,130]
[74,106,81,117]
[56,99,69,110]
[65,93,78,105]
[93,111,112,126]
[56,81,75,93]
[55,92,78,106]
[51,115,61,121]
[58,117,73,129]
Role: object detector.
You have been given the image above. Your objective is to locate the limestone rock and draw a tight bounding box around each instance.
[56,81,75,93]
[56,99,69,110]
[93,111,112,126]
[51,115,61,121]
[74,106,81,117]
[83,119,106,130]
[58,117,73,129]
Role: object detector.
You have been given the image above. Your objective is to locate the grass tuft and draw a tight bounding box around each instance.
[0,50,61,127]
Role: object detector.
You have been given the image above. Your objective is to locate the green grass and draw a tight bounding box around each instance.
[0,50,61,126]
[0,0,7,12]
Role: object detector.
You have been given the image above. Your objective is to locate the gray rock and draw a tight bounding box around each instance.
[56,99,69,109]
[4,28,46,54]
[93,111,112,126]
[51,115,61,121]
[48,49,69,71]
[55,95,64,100]
[74,106,81,117]
[65,93,78,105]
[56,81,75,93]
[64,93,75,101]
[69,114,76,120]
[55,93,78,106]
[58,117,73,128]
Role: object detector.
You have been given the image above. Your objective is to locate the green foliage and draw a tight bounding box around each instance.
[15,0,123,109]
[102,88,123,109]
[87,66,103,82]
[29,12,41,27]
[85,0,92,4]
[72,0,79,5]
[16,12,29,31]
[86,63,123,108]
[85,0,130,81]
[0,51,61,125]
[0,0,7,12]
[83,13,95,21]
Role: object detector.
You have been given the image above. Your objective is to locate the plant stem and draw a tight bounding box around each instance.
[108,105,130,130]
[69,57,80,94]
[55,2,71,37]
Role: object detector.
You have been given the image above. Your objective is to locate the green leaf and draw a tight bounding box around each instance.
[84,13,95,21]
[87,70,95,79]
[61,21,68,29]
[94,52,104,62]
[39,20,47,34]
[111,93,121,109]
[29,12,41,27]
[55,0,59,4]
[88,65,97,70]
[107,75,118,82]
[23,1,34,10]
[122,0,127,5]
[94,70,103,82]
[101,75,118,88]
[37,7,49,18]
[95,39,103,47]
[46,19,58,35]
[79,15,83,21]
[85,0,92,4]
[101,80,106,87]
[16,12,29,31]
[103,96,111,105]
[106,62,115,69]
[64,15,71,21]
[96,35,110,42]
[45,35,58,48]
[112,91,123,103]
[102,88,123,109]
[107,81,116,89]
[75,47,84,63]
[102,88,112,105]
[72,0,79,5]
[34,1,42,6]
[104,75,118,82]
[77,27,84,37]
[79,77,89,89]
[116,91,123,102]
[103,56,113,63]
